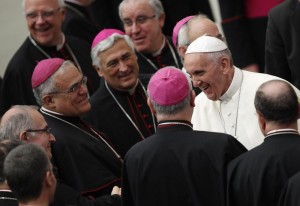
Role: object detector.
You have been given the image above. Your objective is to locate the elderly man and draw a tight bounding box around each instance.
[118,0,182,86]
[0,0,100,116]
[227,80,300,206]
[173,14,223,64]
[122,67,246,206]
[4,144,57,206]
[85,29,157,158]
[31,57,122,200]
[184,35,300,150]
[0,105,121,206]
[0,105,55,158]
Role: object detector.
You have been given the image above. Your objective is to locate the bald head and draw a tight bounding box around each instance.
[0,106,38,139]
[254,80,299,125]
[187,15,223,43]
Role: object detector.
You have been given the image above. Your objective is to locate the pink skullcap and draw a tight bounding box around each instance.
[32,58,65,88]
[148,67,190,106]
[91,28,125,49]
[172,16,194,47]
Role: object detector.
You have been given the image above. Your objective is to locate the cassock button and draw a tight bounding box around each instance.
[142,114,148,118]
[147,124,153,129]
[231,124,235,128]
[228,113,232,117]
[137,104,142,108]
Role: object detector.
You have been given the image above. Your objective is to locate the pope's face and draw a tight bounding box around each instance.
[24,0,65,46]
[184,52,229,101]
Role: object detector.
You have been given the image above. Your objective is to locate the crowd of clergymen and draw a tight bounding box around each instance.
[0,0,300,206]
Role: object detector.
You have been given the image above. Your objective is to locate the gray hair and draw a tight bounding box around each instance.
[148,69,193,115]
[0,105,39,141]
[33,60,75,106]
[205,49,234,67]
[22,0,65,10]
[177,23,189,48]
[119,0,165,20]
[91,34,135,69]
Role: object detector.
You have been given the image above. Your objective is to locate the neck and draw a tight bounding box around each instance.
[150,34,165,54]
[264,122,298,135]
[0,182,10,190]
[157,109,192,123]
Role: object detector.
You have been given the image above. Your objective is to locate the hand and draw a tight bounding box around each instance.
[111,186,121,196]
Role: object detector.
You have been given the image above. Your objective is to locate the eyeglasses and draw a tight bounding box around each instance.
[25,127,52,134]
[122,15,156,27]
[48,76,88,95]
[25,8,61,21]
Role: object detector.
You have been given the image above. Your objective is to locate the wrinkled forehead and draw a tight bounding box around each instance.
[121,0,154,19]
[24,0,59,11]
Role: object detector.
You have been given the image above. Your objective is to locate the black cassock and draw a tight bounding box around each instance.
[83,81,156,158]
[40,108,122,199]
[0,36,100,115]
[278,171,300,206]
[136,36,182,87]
[122,122,246,206]
[227,132,300,206]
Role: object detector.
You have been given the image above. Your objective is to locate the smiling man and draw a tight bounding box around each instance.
[84,29,157,158]
[0,0,100,116]
[118,0,182,87]
[184,35,300,150]
[31,58,122,202]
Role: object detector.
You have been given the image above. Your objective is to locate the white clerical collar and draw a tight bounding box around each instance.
[267,128,299,136]
[65,0,84,6]
[152,36,166,57]
[56,33,65,51]
[219,67,242,101]
[41,106,65,116]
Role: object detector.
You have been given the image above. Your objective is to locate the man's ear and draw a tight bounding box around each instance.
[190,90,196,107]
[43,95,55,107]
[257,111,266,135]
[220,57,230,74]
[178,45,187,59]
[45,170,56,187]
[158,14,166,28]
[147,98,156,116]
[19,131,28,141]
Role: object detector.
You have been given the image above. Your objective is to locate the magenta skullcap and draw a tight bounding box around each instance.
[32,58,65,88]
[91,28,125,49]
[172,15,194,47]
[148,67,190,106]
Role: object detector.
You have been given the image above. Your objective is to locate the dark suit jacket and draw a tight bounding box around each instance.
[227,132,300,206]
[123,123,247,206]
[278,171,300,206]
[265,0,300,89]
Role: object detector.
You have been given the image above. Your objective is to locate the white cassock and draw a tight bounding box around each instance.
[192,67,300,150]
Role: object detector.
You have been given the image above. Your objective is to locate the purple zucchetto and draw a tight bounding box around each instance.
[91,29,125,49]
[148,67,190,106]
[172,15,194,47]
[31,58,65,88]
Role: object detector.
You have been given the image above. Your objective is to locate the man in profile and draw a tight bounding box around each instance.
[4,144,56,206]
